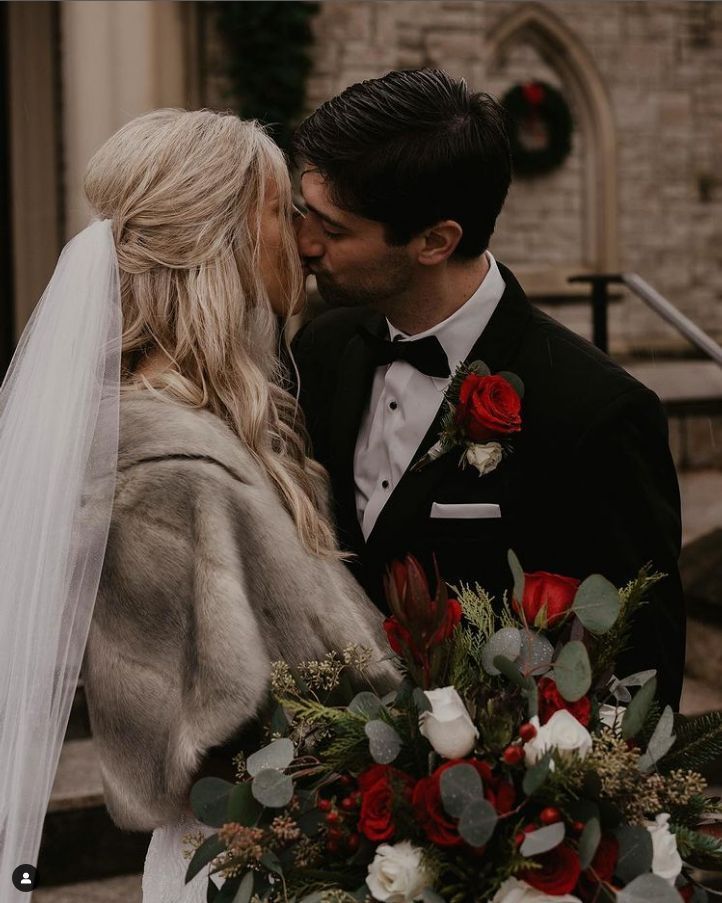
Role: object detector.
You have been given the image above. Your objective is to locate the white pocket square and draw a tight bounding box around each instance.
[430,502,501,519]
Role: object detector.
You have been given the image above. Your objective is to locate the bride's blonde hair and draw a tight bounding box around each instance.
[84,108,338,557]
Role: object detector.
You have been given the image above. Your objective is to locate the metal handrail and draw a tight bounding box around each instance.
[622,273,722,368]
[568,272,722,367]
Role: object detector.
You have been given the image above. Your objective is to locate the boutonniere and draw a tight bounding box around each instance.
[411,360,524,474]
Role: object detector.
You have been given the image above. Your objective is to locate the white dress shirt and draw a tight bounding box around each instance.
[353,252,506,540]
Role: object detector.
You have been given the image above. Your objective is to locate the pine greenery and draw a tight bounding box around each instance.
[213,2,319,151]
[661,712,722,772]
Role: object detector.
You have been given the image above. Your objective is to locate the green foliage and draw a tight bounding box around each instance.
[673,824,722,870]
[592,566,664,681]
[661,712,722,772]
[213,2,319,150]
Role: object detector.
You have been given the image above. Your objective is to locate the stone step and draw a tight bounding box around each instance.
[33,873,142,902]
[38,738,149,887]
[680,472,722,547]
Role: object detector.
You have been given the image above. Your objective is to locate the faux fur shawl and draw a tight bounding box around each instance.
[83,391,394,832]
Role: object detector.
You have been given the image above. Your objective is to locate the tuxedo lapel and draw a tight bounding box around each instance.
[365,265,533,557]
[328,311,386,551]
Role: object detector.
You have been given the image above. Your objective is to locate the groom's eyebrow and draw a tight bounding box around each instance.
[303,200,347,231]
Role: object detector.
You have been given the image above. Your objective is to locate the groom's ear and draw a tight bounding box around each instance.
[416,220,463,266]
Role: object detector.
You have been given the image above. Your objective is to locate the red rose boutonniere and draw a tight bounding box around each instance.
[412,360,524,475]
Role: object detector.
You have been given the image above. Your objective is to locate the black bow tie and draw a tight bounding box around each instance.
[357,325,451,378]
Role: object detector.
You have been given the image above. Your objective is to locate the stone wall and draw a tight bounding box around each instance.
[205,1,722,354]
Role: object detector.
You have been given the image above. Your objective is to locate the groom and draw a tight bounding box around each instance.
[291,68,685,709]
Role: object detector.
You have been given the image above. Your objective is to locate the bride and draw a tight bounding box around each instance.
[0,109,395,902]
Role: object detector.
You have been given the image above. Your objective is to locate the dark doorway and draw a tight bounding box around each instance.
[0,2,15,382]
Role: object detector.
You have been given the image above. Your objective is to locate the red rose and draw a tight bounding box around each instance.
[455,373,522,443]
[520,843,582,896]
[357,764,413,842]
[538,677,591,727]
[413,759,516,847]
[514,571,581,628]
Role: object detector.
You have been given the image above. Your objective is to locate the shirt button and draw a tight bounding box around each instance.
[382,479,390,489]
[389,400,398,410]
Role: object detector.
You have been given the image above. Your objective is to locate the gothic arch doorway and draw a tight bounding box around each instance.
[487,2,618,272]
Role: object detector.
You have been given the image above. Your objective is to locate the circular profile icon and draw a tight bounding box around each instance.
[12,864,38,892]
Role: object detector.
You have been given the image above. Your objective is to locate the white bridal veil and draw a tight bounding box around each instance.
[0,220,121,899]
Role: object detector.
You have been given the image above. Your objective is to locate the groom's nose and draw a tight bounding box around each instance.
[295,213,324,261]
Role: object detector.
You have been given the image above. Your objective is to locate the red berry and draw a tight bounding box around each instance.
[351,790,362,804]
[327,827,343,841]
[519,722,537,742]
[325,810,341,825]
[503,745,524,766]
[338,775,353,787]
[326,839,340,854]
[571,820,585,833]
[341,796,356,811]
[317,798,331,812]
[346,832,360,852]
[540,807,561,825]
[514,831,526,846]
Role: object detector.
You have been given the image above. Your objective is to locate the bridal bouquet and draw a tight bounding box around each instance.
[186,553,722,903]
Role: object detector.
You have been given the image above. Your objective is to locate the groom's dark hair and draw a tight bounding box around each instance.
[292,68,512,259]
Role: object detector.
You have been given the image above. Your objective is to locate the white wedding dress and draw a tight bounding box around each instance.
[142,815,216,903]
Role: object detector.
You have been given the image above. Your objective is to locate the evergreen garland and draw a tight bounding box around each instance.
[213,2,319,151]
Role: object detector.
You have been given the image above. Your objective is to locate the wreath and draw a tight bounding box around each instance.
[502,81,574,177]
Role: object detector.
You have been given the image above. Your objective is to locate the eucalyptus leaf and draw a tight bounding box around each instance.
[518,629,554,675]
[214,877,242,903]
[227,782,262,826]
[365,719,402,764]
[493,654,530,689]
[190,777,234,828]
[349,691,383,719]
[616,873,682,903]
[469,360,491,377]
[234,872,254,903]
[507,549,525,609]
[439,763,484,818]
[638,705,676,772]
[185,834,225,883]
[614,824,654,883]
[458,798,498,847]
[413,687,432,713]
[523,751,552,795]
[572,575,622,634]
[617,670,657,688]
[252,769,294,808]
[246,738,294,777]
[481,628,522,675]
[578,817,602,869]
[553,641,592,702]
[520,822,565,857]
[498,370,525,399]
[621,677,658,740]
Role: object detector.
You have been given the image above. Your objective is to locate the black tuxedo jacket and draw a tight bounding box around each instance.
[292,264,686,709]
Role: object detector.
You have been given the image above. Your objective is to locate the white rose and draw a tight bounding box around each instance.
[492,877,582,902]
[647,813,683,885]
[419,686,479,759]
[366,841,429,902]
[523,710,592,766]
[598,703,625,730]
[466,442,503,476]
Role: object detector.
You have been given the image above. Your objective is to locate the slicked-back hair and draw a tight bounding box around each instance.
[292,68,512,259]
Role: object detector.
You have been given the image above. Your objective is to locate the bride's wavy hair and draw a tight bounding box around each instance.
[84,108,339,557]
